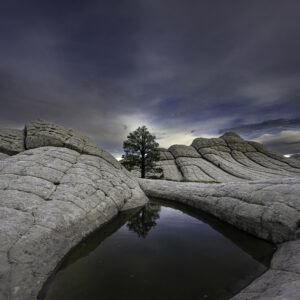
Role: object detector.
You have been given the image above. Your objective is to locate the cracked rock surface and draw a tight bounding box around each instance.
[25,119,120,169]
[157,132,300,182]
[0,122,148,300]
[139,179,300,244]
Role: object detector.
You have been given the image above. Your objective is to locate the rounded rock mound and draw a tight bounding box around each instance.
[0,120,148,300]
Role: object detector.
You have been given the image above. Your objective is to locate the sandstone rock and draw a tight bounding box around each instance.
[153,133,300,182]
[168,144,201,158]
[25,119,120,168]
[0,146,148,300]
[0,129,25,155]
[249,140,300,169]
[139,178,300,243]
[220,132,256,152]
[155,148,183,180]
[291,153,300,161]
[191,137,227,150]
[156,160,183,181]
[158,148,174,160]
[0,153,9,160]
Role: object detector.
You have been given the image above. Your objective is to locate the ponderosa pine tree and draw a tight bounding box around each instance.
[121,126,159,178]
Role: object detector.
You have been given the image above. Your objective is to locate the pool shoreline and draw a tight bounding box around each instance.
[139,179,300,299]
[40,198,276,300]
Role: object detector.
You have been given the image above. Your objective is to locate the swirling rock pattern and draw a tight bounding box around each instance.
[157,132,300,182]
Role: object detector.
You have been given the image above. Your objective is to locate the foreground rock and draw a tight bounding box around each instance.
[0,122,148,300]
[139,179,300,243]
[139,178,300,299]
[232,240,300,300]
[0,153,9,160]
[157,132,300,182]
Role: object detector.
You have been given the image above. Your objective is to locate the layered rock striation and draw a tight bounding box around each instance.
[157,132,300,182]
[0,120,148,300]
[0,128,25,155]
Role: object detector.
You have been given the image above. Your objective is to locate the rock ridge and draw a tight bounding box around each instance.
[156,132,300,182]
[0,119,120,169]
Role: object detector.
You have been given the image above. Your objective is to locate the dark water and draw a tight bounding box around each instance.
[41,199,276,300]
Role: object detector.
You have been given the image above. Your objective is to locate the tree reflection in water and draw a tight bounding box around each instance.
[126,202,161,238]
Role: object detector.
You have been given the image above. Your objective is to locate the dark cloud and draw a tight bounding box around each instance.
[219,118,300,139]
[219,118,300,154]
[254,130,300,155]
[1,0,300,155]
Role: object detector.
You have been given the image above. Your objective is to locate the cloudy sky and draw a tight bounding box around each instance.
[1,0,300,157]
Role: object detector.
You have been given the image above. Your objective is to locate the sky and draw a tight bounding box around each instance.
[1,0,300,158]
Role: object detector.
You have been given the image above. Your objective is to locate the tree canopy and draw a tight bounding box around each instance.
[121,126,159,178]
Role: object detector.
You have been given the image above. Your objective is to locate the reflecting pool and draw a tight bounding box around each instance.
[41,199,276,300]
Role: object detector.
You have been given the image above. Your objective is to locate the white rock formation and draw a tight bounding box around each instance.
[0,153,9,160]
[0,120,148,300]
[157,132,300,182]
[0,129,25,155]
[139,179,300,243]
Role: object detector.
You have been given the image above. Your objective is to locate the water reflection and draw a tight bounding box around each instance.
[126,202,161,238]
[40,199,276,300]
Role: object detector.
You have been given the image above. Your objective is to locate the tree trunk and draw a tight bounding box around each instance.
[141,153,145,178]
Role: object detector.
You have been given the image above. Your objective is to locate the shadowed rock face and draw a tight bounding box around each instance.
[0,120,148,300]
[157,132,300,182]
[0,129,25,155]
[291,153,300,161]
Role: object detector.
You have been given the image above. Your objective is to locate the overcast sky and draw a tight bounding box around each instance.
[1,0,300,157]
